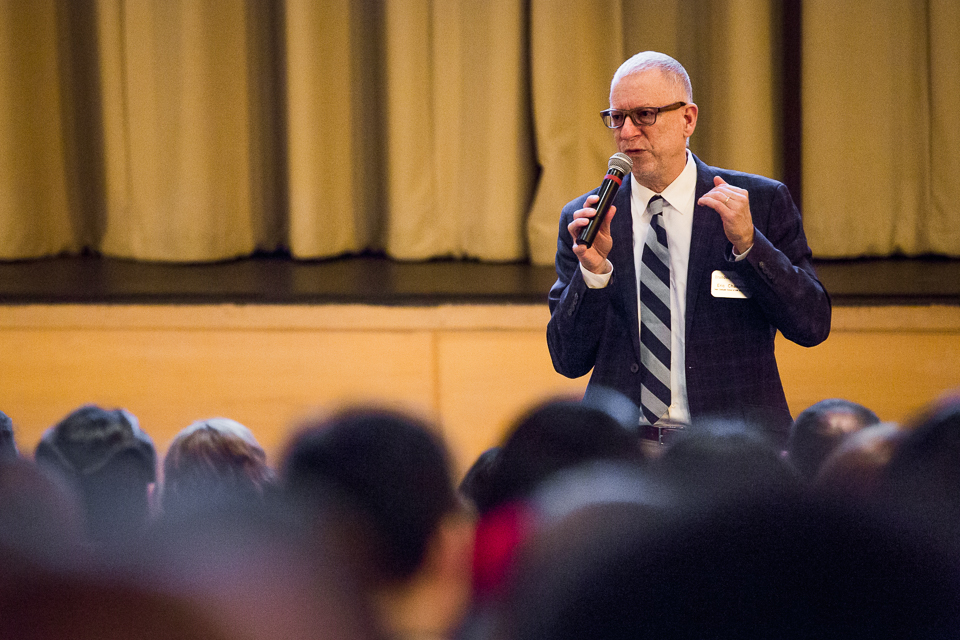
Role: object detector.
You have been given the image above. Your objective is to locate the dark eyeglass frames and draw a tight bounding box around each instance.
[600,101,687,129]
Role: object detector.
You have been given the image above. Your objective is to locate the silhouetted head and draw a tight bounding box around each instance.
[35,405,156,547]
[476,399,642,515]
[655,418,800,508]
[162,418,275,518]
[812,422,906,501]
[786,399,880,481]
[498,491,960,640]
[283,407,459,584]
[878,392,960,548]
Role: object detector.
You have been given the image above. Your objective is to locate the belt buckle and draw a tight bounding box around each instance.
[647,419,686,445]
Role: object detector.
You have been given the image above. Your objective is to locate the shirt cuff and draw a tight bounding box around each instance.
[732,244,753,261]
[580,260,613,289]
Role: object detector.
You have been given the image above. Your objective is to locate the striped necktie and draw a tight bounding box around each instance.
[639,195,672,425]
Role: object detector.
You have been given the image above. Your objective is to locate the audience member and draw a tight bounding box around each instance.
[161,417,276,519]
[654,418,801,508]
[34,405,156,550]
[785,398,881,481]
[811,421,906,502]
[6,390,960,640]
[464,399,643,605]
[141,496,380,640]
[473,399,643,517]
[0,458,87,579]
[0,410,17,462]
[497,490,960,640]
[877,391,960,549]
[283,407,473,640]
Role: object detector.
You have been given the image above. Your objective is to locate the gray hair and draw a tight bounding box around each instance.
[610,51,693,103]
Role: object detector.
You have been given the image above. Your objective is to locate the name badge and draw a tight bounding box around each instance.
[711,270,752,298]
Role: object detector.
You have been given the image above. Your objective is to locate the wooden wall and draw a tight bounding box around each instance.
[1,304,958,476]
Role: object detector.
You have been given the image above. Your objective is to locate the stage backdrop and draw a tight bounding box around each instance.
[2,0,958,265]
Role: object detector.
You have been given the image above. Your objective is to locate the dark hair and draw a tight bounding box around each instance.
[654,418,800,508]
[500,494,960,640]
[476,399,642,514]
[162,418,275,516]
[35,405,156,482]
[34,405,156,546]
[786,399,881,480]
[0,411,16,463]
[282,407,458,582]
[878,394,960,545]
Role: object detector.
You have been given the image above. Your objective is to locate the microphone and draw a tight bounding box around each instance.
[577,152,633,248]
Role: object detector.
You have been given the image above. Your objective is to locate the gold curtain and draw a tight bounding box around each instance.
[1,0,957,265]
[802,0,960,257]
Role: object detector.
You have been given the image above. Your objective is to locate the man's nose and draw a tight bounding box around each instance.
[620,116,643,138]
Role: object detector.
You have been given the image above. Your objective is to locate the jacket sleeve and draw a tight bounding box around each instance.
[731,182,832,347]
[546,195,613,378]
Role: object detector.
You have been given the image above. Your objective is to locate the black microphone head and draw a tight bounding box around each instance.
[608,152,633,176]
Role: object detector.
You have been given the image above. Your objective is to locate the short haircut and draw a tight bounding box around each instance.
[34,405,156,545]
[162,418,275,516]
[787,399,881,481]
[282,407,458,582]
[477,399,642,515]
[35,405,156,483]
[610,51,693,103]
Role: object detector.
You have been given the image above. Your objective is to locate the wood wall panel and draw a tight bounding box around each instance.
[1,304,957,478]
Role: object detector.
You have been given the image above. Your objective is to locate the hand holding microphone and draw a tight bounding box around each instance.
[577,152,632,248]
[569,153,633,273]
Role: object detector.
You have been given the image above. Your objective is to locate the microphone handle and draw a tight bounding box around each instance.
[577,170,625,248]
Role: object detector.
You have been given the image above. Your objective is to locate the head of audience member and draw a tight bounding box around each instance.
[34,405,156,548]
[877,392,960,547]
[0,410,17,463]
[142,494,381,640]
[282,406,472,639]
[0,458,87,579]
[465,399,643,604]
[475,398,643,517]
[497,489,960,640]
[786,398,881,481]
[654,417,801,509]
[162,417,275,519]
[811,421,906,502]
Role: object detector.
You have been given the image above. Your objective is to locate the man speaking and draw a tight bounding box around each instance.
[547,51,831,448]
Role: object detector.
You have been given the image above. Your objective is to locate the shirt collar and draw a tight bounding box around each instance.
[631,150,697,215]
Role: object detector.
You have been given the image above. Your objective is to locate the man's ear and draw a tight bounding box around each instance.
[683,102,698,138]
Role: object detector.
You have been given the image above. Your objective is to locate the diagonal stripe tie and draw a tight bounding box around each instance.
[639,196,671,425]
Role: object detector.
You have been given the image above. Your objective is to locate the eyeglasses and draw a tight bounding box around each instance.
[600,102,687,129]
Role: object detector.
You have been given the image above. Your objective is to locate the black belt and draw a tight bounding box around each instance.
[640,423,685,446]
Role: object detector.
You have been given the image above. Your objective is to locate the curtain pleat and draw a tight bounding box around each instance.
[98,0,260,261]
[802,0,960,257]
[0,1,956,264]
[0,1,76,258]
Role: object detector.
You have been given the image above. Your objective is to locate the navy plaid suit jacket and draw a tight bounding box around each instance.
[547,155,831,439]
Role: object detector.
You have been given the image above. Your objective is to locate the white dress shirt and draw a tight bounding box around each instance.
[580,151,698,425]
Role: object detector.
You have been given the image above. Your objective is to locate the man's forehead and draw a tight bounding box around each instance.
[610,69,675,103]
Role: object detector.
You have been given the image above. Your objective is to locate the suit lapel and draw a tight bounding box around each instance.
[686,157,725,340]
[608,177,642,363]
